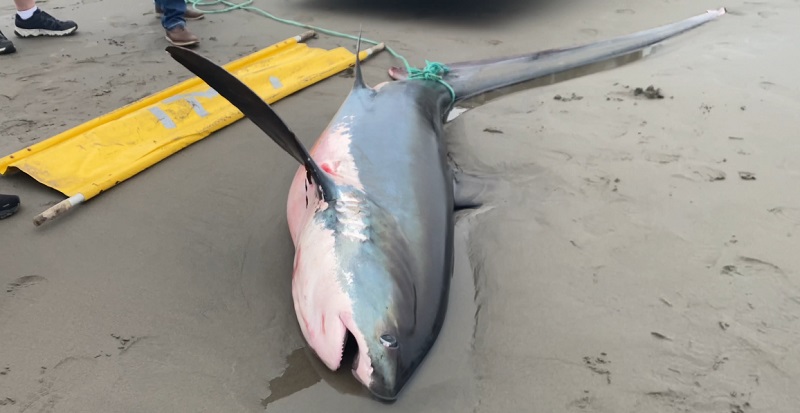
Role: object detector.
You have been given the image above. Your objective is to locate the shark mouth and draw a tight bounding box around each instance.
[339,313,373,388]
[341,330,360,370]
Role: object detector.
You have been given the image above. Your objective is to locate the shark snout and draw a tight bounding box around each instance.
[366,363,407,403]
[363,335,411,402]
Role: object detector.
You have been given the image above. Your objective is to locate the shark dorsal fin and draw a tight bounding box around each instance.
[165,46,336,201]
[353,28,367,89]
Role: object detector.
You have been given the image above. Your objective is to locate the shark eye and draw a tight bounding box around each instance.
[380,334,398,348]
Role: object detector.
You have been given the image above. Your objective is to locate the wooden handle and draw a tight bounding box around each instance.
[365,42,385,56]
[296,30,317,42]
[33,194,85,227]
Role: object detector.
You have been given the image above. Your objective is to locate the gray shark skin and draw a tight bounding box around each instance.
[165,7,725,402]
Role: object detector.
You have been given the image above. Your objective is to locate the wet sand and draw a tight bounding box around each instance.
[1,0,799,411]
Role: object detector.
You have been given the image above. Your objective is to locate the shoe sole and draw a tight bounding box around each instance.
[165,35,199,47]
[0,205,19,220]
[14,26,78,38]
[0,44,16,55]
[156,12,205,21]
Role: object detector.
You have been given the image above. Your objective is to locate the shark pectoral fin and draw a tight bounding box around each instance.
[453,170,504,211]
[165,46,337,200]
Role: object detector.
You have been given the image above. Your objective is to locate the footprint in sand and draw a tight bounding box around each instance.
[567,392,599,411]
[0,396,17,406]
[14,332,148,411]
[5,275,47,295]
[759,81,775,90]
[582,353,612,384]
[721,256,784,277]
[17,356,99,413]
[645,152,681,164]
[679,166,727,182]
[768,206,800,226]
[1,119,37,138]
[642,389,690,410]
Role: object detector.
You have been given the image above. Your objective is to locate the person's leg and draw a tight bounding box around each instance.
[0,194,20,220]
[155,0,199,47]
[14,0,78,38]
[155,0,205,21]
[157,0,186,30]
[14,0,35,11]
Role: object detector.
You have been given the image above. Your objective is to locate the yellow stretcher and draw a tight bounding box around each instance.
[0,31,384,226]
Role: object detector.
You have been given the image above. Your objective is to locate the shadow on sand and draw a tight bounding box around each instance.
[297,0,578,27]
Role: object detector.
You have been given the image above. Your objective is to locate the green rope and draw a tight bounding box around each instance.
[185,0,456,102]
[406,61,455,102]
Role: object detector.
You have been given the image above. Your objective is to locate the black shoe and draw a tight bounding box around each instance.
[0,194,20,219]
[0,30,15,55]
[14,9,78,38]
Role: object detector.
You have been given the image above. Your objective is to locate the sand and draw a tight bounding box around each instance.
[1,0,798,411]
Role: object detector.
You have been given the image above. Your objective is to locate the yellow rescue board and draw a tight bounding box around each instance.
[0,32,383,225]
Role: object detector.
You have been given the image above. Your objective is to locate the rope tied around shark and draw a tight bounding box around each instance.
[405,61,456,102]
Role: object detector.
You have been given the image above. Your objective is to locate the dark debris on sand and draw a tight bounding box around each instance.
[633,85,665,99]
[554,93,583,102]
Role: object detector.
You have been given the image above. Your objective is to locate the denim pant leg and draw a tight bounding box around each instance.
[155,0,186,30]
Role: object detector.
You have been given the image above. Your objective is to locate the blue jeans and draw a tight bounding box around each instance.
[155,0,186,30]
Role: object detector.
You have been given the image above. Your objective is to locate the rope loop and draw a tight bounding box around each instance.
[407,61,456,102]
